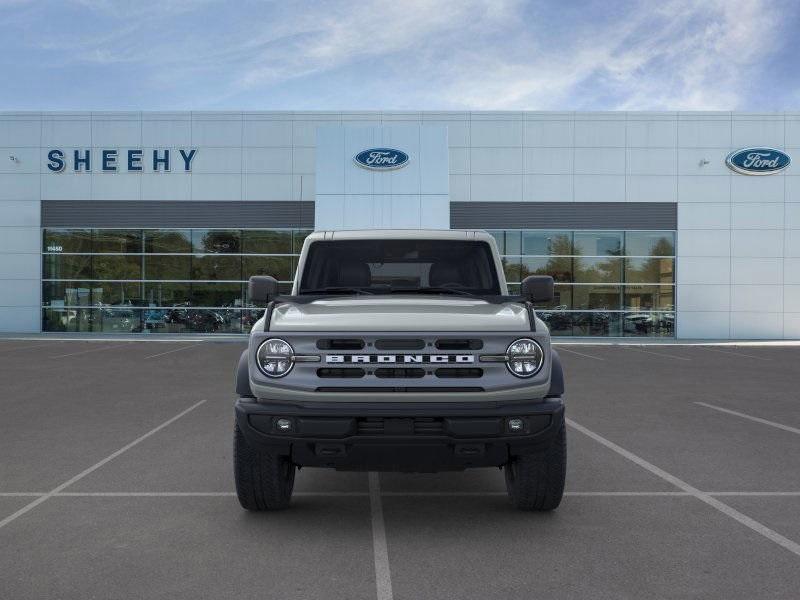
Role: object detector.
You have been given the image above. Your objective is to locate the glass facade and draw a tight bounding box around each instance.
[42,228,675,337]
[488,230,676,337]
[42,228,310,334]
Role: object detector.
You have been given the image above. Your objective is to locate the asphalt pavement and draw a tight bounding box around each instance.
[1,338,799,599]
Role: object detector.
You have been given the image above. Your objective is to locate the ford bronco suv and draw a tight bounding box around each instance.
[234,230,565,511]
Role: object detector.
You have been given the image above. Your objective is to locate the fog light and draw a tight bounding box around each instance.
[507,417,525,432]
[275,418,293,432]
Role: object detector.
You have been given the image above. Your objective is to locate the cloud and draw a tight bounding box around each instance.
[0,0,795,110]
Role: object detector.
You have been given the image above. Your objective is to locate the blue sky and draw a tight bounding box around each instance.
[1,0,798,111]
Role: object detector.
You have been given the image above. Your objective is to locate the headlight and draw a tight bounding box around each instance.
[506,338,544,377]
[256,338,294,378]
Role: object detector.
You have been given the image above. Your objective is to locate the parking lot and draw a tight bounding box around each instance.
[1,338,799,599]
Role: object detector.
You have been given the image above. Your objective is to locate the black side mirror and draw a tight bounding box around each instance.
[521,275,554,303]
[248,276,279,304]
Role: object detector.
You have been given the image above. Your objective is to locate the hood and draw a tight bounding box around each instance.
[269,296,531,332]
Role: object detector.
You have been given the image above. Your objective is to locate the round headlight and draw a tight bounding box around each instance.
[256,338,294,378]
[506,338,544,377]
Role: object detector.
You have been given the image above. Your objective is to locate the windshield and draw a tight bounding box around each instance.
[298,239,501,296]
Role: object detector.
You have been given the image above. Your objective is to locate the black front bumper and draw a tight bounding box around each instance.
[235,397,564,472]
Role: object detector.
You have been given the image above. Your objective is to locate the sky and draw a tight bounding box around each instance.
[1,0,798,111]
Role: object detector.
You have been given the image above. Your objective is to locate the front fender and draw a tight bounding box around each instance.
[235,349,254,398]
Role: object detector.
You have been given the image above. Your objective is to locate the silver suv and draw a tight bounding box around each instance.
[234,230,565,510]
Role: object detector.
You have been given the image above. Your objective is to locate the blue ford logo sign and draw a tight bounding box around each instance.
[354,148,409,170]
[726,147,790,175]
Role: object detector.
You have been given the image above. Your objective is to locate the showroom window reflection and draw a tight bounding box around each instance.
[41,228,309,334]
[42,228,675,337]
[488,230,675,338]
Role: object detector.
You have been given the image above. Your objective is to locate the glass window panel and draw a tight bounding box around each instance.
[486,230,505,255]
[574,231,623,256]
[163,307,236,333]
[93,307,143,333]
[191,255,242,281]
[572,285,622,310]
[43,254,92,279]
[242,309,264,333]
[521,257,573,282]
[574,257,622,283]
[144,230,192,253]
[625,231,675,256]
[190,283,244,307]
[293,229,313,254]
[550,285,572,310]
[43,229,92,253]
[43,281,142,307]
[625,257,674,284]
[243,256,294,281]
[92,255,142,280]
[192,229,241,253]
[624,285,674,311]
[42,307,94,332]
[502,257,523,284]
[572,311,621,337]
[538,311,573,337]
[93,229,142,253]
[242,230,292,254]
[623,312,675,337]
[144,255,191,280]
[522,231,572,256]
[504,230,522,255]
[143,282,191,307]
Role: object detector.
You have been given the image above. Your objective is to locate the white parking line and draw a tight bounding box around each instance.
[557,347,604,361]
[567,417,800,558]
[622,346,691,361]
[143,344,203,360]
[695,402,800,436]
[695,347,770,361]
[0,400,206,531]
[50,342,133,358]
[369,473,394,600]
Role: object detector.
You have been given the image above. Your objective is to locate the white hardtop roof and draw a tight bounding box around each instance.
[307,229,494,242]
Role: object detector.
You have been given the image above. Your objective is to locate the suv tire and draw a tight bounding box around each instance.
[505,419,566,511]
[234,422,295,510]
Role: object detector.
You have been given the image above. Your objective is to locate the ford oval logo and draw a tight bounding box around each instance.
[354,148,409,170]
[726,147,790,175]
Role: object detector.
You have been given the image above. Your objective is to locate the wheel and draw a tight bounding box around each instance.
[234,422,295,510]
[504,419,566,511]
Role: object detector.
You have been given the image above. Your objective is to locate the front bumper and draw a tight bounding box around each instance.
[235,397,564,472]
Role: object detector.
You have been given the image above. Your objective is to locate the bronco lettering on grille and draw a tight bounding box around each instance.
[326,354,474,364]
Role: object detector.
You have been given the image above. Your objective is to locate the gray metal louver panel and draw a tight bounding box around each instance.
[450,202,676,230]
[41,200,315,228]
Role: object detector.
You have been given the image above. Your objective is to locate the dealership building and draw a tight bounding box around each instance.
[0,110,798,339]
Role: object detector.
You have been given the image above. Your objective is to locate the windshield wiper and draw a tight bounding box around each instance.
[300,287,375,295]
[392,287,479,298]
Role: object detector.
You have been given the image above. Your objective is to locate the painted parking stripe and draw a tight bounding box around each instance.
[0,400,206,531]
[695,347,770,361]
[622,346,691,361]
[3,490,799,498]
[49,342,133,358]
[557,347,604,361]
[369,473,394,600]
[567,417,800,558]
[143,343,203,359]
[695,402,800,436]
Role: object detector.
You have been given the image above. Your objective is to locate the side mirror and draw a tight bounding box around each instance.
[248,275,279,304]
[521,275,554,303]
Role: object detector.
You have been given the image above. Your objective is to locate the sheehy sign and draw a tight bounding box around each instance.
[46,148,197,172]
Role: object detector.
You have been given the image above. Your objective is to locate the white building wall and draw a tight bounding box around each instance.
[314,123,449,229]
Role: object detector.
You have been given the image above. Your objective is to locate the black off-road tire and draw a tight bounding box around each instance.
[234,422,295,510]
[504,420,567,511]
